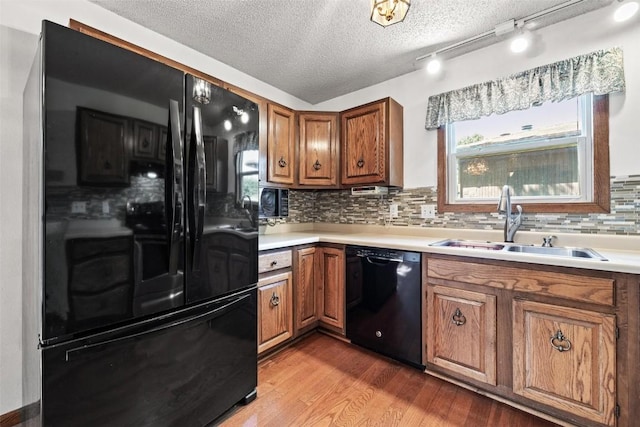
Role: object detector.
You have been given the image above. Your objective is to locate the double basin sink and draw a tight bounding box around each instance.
[430,239,607,261]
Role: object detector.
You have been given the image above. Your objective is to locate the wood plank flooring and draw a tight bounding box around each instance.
[219,333,558,427]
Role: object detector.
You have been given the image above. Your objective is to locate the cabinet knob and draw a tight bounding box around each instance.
[452,308,466,326]
[270,292,280,307]
[278,157,287,168]
[550,330,572,352]
[356,158,364,168]
[104,160,112,170]
[313,159,322,170]
[270,260,278,267]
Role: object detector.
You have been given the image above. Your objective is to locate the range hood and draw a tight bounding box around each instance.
[350,186,389,196]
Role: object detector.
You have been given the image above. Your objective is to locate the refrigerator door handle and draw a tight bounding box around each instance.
[65,292,251,362]
[166,100,184,275]
[189,106,207,271]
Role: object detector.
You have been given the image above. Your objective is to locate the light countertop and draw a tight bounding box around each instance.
[258,225,640,275]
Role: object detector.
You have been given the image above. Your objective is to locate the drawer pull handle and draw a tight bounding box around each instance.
[270,260,278,267]
[313,159,322,170]
[550,330,572,352]
[452,308,466,326]
[356,158,364,168]
[278,156,287,168]
[270,292,280,307]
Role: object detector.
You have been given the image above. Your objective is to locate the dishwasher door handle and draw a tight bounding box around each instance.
[363,256,403,265]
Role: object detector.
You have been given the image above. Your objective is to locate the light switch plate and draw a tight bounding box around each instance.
[389,204,399,218]
[102,201,110,214]
[421,204,436,219]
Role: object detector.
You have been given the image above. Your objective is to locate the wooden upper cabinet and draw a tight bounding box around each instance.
[340,97,403,187]
[132,120,158,160]
[513,300,616,426]
[267,103,295,185]
[78,108,130,186]
[298,112,339,187]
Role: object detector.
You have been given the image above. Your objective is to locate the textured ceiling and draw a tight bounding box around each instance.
[88,0,612,104]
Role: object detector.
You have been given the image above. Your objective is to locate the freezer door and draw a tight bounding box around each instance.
[41,21,185,342]
[41,289,257,427]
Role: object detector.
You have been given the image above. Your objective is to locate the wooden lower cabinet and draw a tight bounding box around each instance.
[294,246,319,333]
[426,285,497,385]
[257,271,293,354]
[317,246,345,333]
[292,245,346,335]
[424,254,639,427]
[513,300,617,426]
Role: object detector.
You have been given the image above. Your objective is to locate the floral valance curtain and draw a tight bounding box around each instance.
[233,131,258,156]
[425,47,625,130]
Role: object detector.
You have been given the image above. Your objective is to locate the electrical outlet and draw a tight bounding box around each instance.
[71,201,87,214]
[421,204,436,219]
[389,204,399,218]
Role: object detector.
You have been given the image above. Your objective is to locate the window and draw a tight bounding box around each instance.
[236,149,259,205]
[437,95,610,213]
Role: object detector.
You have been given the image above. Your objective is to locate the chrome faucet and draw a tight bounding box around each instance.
[241,195,257,228]
[497,185,523,243]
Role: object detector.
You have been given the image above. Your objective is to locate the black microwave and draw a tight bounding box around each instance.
[259,188,289,218]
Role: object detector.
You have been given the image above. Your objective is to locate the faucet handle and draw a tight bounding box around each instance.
[542,235,556,247]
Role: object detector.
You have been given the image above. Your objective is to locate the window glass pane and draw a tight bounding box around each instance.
[457,145,580,199]
[454,98,581,151]
[240,150,258,173]
[241,173,258,201]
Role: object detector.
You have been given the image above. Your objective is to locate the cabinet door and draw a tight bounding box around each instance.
[295,247,319,332]
[341,100,385,185]
[258,271,293,354]
[298,113,338,187]
[513,300,616,426]
[426,285,497,385]
[132,120,158,159]
[267,103,295,185]
[203,136,228,192]
[78,108,130,185]
[318,247,345,333]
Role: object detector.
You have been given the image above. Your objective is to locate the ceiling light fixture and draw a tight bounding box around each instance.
[193,78,211,104]
[425,54,442,75]
[614,0,639,21]
[510,21,531,53]
[371,0,411,27]
[415,0,583,71]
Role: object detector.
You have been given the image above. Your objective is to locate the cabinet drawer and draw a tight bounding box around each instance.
[259,250,292,274]
[427,258,614,307]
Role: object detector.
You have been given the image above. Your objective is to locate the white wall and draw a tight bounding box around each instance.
[313,6,640,189]
[1,0,638,413]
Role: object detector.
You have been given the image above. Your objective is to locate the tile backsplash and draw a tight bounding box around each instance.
[264,175,640,236]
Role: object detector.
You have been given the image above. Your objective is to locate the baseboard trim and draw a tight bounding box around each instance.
[0,402,39,427]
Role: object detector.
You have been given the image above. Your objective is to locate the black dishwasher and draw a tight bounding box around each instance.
[346,246,424,369]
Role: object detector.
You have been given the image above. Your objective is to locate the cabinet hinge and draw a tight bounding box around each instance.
[615,403,620,418]
[615,326,620,340]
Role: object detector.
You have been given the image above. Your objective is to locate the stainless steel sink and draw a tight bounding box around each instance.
[505,245,607,260]
[430,239,607,261]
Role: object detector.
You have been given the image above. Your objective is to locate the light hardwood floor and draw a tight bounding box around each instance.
[219,333,558,427]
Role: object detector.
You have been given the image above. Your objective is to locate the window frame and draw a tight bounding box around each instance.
[437,95,610,214]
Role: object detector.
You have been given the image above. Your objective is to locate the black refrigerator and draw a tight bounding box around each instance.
[22,21,259,426]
